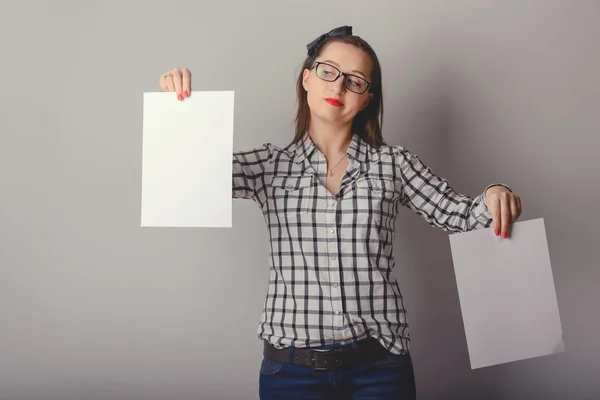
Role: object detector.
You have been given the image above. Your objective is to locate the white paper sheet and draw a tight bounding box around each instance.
[140,91,234,227]
[449,218,564,369]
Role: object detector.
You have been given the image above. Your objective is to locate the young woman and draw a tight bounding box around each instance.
[158,26,522,400]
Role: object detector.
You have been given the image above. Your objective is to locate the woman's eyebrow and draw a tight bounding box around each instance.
[321,59,367,78]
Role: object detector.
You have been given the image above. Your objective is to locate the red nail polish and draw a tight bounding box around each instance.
[178,94,182,101]
[184,91,189,97]
[502,232,507,239]
[495,229,500,236]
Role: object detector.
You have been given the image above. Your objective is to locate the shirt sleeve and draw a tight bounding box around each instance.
[232,143,273,204]
[394,146,511,232]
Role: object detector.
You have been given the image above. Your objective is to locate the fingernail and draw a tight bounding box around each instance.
[184,91,189,97]
[495,229,500,236]
[502,232,507,239]
[177,94,182,101]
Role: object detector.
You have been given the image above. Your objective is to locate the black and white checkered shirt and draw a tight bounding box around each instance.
[233,133,505,355]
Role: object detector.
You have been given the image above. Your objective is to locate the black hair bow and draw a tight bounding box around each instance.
[306,25,353,56]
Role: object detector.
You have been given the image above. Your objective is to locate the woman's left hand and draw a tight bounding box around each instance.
[485,186,522,238]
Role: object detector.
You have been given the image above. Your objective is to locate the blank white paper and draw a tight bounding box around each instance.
[449,218,564,369]
[141,91,234,227]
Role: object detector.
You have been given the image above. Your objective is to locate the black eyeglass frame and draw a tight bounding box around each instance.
[311,61,372,94]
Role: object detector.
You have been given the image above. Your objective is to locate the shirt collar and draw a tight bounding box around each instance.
[292,132,375,165]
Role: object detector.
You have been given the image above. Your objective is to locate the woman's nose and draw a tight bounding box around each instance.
[331,78,345,95]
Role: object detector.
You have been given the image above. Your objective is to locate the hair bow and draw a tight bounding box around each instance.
[306,25,353,56]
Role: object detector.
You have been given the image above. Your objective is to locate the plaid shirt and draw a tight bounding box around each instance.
[233,133,505,355]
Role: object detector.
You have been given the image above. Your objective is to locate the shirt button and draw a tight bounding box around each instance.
[331,256,337,260]
[329,229,335,234]
[334,310,340,315]
[329,202,335,207]
[333,283,339,288]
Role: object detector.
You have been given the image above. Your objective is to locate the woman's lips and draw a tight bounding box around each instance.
[325,98,344,107]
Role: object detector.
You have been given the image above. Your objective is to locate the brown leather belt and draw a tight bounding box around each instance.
[263,338,389,371]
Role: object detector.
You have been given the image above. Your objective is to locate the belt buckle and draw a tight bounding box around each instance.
[310,348,344,371]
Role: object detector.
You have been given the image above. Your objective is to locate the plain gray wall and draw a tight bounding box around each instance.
[1,1,598,399]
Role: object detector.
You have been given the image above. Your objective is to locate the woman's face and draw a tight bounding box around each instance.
[302,41,374,128]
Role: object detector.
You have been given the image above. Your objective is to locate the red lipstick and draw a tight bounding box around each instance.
[325,98,344,107]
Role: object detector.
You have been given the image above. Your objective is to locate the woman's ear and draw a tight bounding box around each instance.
[302,69,310,91]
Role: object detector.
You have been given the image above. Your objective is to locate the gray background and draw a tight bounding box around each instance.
[1,1,598,399]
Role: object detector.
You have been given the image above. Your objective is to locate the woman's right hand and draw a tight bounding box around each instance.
[158,68,192,101]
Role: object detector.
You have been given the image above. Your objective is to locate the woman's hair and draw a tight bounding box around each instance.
[292,34,385,148]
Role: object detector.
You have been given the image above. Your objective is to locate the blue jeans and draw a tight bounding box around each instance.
[259,340,417,400]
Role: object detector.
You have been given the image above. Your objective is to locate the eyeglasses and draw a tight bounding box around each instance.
[312,62,372,94]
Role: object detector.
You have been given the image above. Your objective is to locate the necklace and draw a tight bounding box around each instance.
[327,154,347,177]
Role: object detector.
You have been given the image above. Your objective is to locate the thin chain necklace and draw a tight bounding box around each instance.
[327,154,347,177]
[306,132,350,177]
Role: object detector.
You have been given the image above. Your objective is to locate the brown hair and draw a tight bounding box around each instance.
[292,34,385,148]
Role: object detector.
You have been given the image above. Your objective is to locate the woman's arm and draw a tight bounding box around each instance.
[232,144,273,204]
[395,146,520,236]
